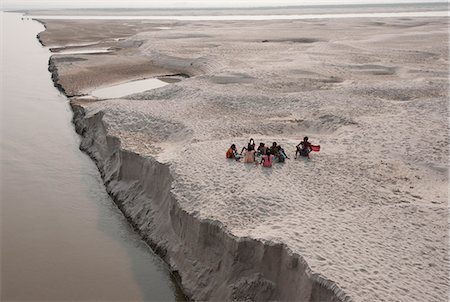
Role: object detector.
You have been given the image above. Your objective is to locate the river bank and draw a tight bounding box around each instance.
[37,14,449,302]
[1,12,184,301]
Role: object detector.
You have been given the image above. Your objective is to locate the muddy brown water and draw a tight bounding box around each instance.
[1,12,184,301]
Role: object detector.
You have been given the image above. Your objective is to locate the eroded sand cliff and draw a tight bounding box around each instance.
[38,16,449,301]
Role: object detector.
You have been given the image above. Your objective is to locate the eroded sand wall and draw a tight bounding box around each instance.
[69,100,352,301]
[39,15,449,301]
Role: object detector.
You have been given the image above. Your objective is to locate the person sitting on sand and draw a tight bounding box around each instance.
[276,145,289,162]
[243,144,256,163]
[261,149,274,168]
[240,138,256,155]
[270,142,278,155]
[295,137,312,158]
[257,142,267,156]
[226,144,241,160]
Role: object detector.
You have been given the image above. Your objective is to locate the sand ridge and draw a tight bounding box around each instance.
[39,16,449,302]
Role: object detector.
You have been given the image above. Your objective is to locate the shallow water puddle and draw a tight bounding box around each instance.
[90,78,168,99]
[53,48,111,55]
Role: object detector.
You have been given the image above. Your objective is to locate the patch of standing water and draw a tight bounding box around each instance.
[52,48,111,55]
[90,78,169,99]
[48,41,99,48]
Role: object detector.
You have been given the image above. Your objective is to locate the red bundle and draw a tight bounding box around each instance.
[311,145,320,152]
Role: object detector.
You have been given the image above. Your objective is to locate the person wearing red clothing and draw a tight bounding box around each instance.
[226,144,241,161]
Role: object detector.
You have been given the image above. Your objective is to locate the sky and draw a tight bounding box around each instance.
[2,0,447,10]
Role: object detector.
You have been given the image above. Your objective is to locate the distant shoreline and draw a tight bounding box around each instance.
[20,11,448,21]
[13,2,448,17]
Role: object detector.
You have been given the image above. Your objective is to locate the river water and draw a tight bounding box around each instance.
[1,12,183,301]
[26,10,448,20]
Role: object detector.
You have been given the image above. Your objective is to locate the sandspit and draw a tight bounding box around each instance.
[37,16,449,302]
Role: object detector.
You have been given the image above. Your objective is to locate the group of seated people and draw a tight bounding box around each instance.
[226,137,316,167]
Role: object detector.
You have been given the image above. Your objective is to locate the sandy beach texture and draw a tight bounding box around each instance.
[37,16,449,301]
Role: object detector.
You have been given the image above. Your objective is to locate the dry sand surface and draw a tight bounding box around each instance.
[38,16,449,301]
